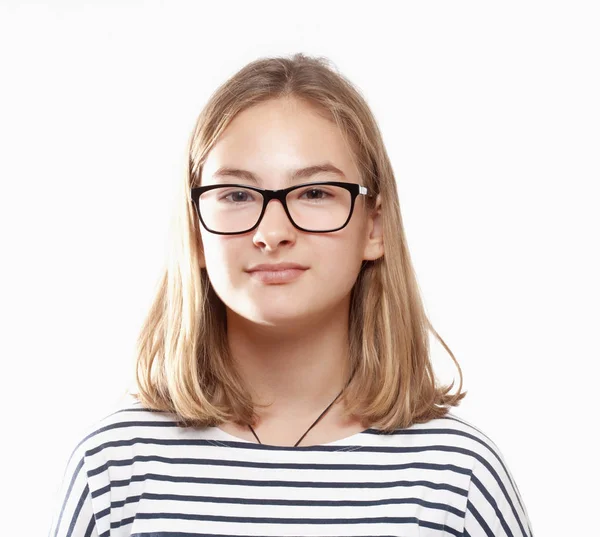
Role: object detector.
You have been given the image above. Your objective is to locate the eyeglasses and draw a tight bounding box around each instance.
[190,181,370,235]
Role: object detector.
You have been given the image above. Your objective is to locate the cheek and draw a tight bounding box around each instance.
[314,239,364,289]
[200,235,242,287]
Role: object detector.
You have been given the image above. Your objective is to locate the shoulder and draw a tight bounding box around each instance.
[425,412,534,536]
[64,395,180,467]
[426,411,517,479]
[418,410,518,484]
[367,410,521,489]
[416,409,508,463]
[369,410,508,467]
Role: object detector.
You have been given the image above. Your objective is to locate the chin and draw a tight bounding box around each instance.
[232,303,317,330]
[225,291,343,329]
[249,308,310,326]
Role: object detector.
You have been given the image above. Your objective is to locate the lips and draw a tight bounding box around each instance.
[246,266,307,284]
[247,262,308,272]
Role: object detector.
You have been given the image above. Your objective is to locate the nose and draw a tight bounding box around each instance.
[252,198,296,250]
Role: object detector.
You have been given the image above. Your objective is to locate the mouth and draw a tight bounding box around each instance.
[247,268,307,284]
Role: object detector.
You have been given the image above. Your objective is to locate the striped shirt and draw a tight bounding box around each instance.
[48,399,534,537]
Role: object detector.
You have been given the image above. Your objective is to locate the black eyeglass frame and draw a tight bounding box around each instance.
[190,181,371,235]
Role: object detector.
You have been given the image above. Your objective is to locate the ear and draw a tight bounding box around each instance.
[363,194,384,261]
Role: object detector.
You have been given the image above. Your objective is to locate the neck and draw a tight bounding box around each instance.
[226,297,352,419]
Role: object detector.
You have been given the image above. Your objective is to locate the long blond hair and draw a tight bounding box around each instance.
[132,53,466,431]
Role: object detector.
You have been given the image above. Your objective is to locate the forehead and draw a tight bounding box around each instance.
[201,98,360,186]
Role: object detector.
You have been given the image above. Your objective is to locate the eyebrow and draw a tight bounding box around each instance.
[211,163,346,184]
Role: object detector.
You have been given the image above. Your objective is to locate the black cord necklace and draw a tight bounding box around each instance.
[247,369,356,447]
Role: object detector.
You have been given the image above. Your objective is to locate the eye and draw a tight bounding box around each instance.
[228,191,249,202]
[219,189,256,203]
[299,188,331,200]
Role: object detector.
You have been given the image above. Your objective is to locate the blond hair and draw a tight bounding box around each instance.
[132,53,466,431]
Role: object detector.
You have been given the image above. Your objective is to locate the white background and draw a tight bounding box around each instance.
[1,1,598,535]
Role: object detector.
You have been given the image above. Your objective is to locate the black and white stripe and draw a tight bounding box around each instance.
[48,400,534,537]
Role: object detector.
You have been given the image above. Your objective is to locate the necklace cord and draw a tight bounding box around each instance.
[248,367,357,447]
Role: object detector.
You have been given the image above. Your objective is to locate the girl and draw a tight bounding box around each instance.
[49,53,534,536]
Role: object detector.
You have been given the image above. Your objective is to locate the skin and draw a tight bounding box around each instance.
[198,96,384,443]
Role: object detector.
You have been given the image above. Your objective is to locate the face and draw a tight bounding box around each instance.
[198,97,383,329]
